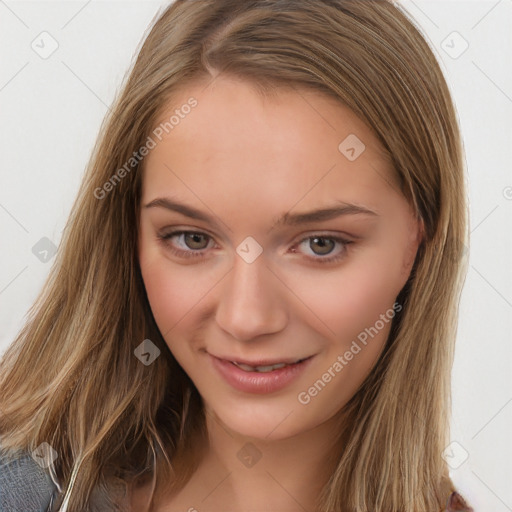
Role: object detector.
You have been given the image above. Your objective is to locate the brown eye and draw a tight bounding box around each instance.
[183,232,209,250]
[157,230,214,259]
[309,237,335,255]
[293,234,353,264]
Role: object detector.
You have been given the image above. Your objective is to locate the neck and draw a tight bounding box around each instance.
[195,405,345,512]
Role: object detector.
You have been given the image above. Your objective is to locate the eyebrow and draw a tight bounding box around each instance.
[143,197,378,230]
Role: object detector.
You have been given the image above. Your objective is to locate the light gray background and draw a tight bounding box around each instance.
[1,1,511,510]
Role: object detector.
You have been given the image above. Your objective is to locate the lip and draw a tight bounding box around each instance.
[212,355,310,366]
[209,353,315,395]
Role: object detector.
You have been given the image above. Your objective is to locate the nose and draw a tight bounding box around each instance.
[214,252,288,342]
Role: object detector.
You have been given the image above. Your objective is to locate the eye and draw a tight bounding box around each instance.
[157,230,214,259]
[157,230,353,264]
[292,235,353,263]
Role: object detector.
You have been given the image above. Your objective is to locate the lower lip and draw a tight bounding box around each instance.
[209,354,314,394]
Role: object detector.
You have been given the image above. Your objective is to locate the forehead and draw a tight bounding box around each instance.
[141,76,400,219]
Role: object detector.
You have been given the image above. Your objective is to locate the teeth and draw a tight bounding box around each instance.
[232,361,289,373]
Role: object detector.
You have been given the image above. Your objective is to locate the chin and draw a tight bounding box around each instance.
[206,400,313,441]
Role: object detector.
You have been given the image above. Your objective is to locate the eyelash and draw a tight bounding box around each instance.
[156,230,354,264]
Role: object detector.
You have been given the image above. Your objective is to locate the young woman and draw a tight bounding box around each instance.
[0,1,472,511]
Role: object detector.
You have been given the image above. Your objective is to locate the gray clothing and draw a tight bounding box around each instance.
[0,449,57,512]
[0,447,136,512]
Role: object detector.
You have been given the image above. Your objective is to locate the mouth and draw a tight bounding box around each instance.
[227,356,312,373]
[208,353,316,394]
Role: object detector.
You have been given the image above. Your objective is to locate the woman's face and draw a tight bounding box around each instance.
[138,76,422,440]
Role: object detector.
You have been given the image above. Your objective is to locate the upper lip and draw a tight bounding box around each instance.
[210,354,313,366]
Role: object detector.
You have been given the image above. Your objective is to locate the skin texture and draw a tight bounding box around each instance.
[137,75,424,511]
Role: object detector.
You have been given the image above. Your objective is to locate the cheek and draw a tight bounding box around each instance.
[139,260,208,378]
[138,231,196,337]
[140,262,181,334]
[138,238,224,360]
[140,263,211,334]
[291,264,402,424]
[287,252,404,343]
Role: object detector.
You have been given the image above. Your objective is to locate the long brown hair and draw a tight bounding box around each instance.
[0,1,469,510]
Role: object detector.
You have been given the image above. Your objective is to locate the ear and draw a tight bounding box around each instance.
[401,216,424,280]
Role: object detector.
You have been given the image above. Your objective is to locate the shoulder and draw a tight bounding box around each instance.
[0,447,57,512]
[446,491,474,511]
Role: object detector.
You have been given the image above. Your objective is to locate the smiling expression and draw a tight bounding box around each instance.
[138,75,423,440]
